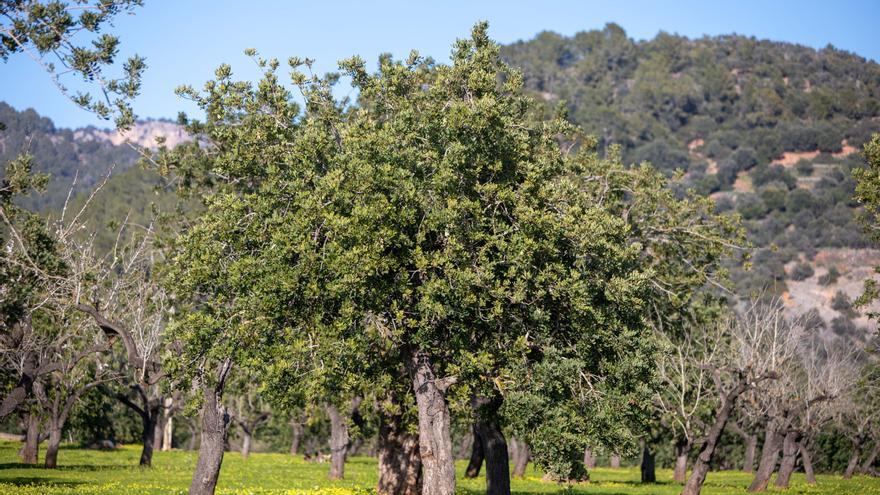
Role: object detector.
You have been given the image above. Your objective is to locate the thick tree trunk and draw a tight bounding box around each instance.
[513,441,530,478]
[20,412,40,464]
[377,408,422,495]
[799,440,816,485]
[583,447,596,469]
[748,425,783,492]
[640,443,656,483]
[44,427,62,469]
[241,432,252,460]
[861,442,880,474]
[682,389,738,495]
[774,430,801,488]
[290,419,304,456]
[189,374,231,495]
[140,412,158,467]
[409,351,456,495]
[472,405,510,495]
[465,424,484,478]
[844,437,863,479]
[674,438,690,482]
[327,404,350,480]
[610,454,621,468]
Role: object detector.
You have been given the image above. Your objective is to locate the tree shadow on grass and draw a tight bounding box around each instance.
[0,476,86,487]
[0,462,131,471]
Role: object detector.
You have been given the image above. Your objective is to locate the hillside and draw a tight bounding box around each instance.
[501,25,880,337]
[0,102,188,212]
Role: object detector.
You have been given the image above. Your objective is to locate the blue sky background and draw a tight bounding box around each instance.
[2,0,879,129]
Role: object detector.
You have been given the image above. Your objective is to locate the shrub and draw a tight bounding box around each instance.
[795,159,814,176]
[789,262,815,281]
[818,266,840,285]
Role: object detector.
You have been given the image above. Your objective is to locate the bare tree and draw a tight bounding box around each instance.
[680,299,802,495]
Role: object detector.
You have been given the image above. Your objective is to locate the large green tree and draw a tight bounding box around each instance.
[161,23,743,495]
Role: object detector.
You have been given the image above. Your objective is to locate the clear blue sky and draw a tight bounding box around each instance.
[2,0,879,129]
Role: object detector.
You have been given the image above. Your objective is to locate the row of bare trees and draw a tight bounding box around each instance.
[643,297,877,494]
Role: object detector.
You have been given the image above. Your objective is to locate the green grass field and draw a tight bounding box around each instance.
[1,442,878,494]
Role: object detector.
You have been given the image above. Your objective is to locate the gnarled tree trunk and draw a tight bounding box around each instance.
[774,430,801,488]
[748,425,783,492]
[844,436,864,479]
[20,412,40,464]
[861,441,880,475]
[189,362,232,495]
[610,454,621,468]
[377,406,422,495]
[682,385,741,495]
[408,350,456,495]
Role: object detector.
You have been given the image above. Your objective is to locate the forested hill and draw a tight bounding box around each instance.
[502,25,880,336]
[0,102,187,212]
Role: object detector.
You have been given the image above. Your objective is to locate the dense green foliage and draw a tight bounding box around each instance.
[1,442,877,495]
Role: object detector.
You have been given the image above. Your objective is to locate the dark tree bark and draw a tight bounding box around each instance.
[290,418,304,456]
[465,423,484,478]
[861,441,880,475]
[512,440,530,478]
[377,405,422,495]
[408,350,456,495]
[139,408,159,467]
[348,403,366,457]
[583,447,596,469]
[327,404,350,479]
[774,430,802,488]
[20,412,40,464]
[640,442,656,483]
[748,424,783,492]
[674,437,690,482]
[844,436,864,479]
[189,360,232,495]
[799,440,816,485]
[471,396,510,495]
[682,385,741,495]
[610,454,621,468]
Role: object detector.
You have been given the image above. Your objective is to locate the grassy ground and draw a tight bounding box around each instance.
[0,442,878,494]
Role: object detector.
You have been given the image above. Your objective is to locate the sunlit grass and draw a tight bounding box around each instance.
[0,441,878,494]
